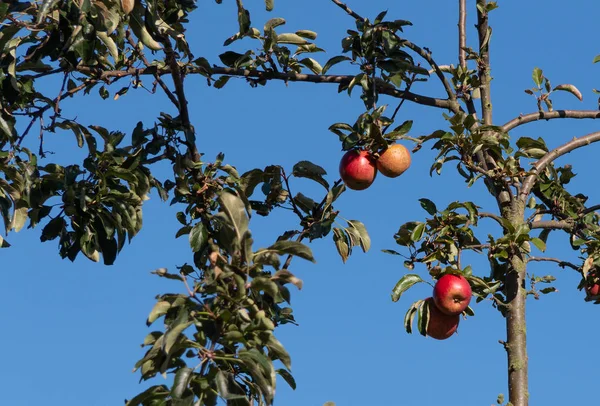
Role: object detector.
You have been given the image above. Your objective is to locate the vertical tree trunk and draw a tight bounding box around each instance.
[503,202,529,406]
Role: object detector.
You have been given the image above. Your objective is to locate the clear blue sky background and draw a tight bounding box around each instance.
[2,1,599,405]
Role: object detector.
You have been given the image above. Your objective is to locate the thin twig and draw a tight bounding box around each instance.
[281,167,304,221]
[330,0,365,21]
[528,257,580,271]
[479,212,504,226]
[581,204,600,216]
[50,72,69,128]
[382,73,417,134]
[283,234,306,269]
[403,40,457,102]
[126,32,180,109]
[16,80,93,146]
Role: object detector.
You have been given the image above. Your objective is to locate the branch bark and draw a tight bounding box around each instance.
[402,40,456,102]
[330,0,364,21]
[527,257,580,271]
[458,0,467,69]
[502,110,600,132]
[476,1,493,125]
[519,131,600,201]
[74,65,459,111]
[502,200,529,406]
[529,219,574,231]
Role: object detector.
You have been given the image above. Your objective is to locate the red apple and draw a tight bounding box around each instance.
[586,272,600,297]
[425,297,460,340]
[588,284,600,296]
[433,274,472,316]
[339,150,377,190]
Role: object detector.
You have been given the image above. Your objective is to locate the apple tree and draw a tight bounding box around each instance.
[1,0,599,405]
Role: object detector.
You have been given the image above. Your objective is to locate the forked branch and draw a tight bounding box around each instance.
[520,131,600,200]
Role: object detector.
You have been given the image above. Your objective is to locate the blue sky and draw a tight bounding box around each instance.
[2,1,600,405]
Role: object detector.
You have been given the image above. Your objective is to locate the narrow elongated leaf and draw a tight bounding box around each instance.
[332,227,350,263]
[532,67,543,87]
[277,369,296,389]
[530,237,546,252]
[260,240,315,262]
[346,220,370,252]
[391,274,424,302]
[147,301,171,326]
[322,55,351,74]
[218,190,249,242]
[417,299,430,336]
[276,33,308,45]
[553,84,583,101]
[171,368,193,399]
[189,222,208,253]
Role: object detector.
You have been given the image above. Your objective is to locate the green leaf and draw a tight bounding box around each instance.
[418,198,437,215]
[147,301,171,326]
[171,368,193,399]
[125,385,170,406]
[410,222,426,242]
[267,335,291,369]
[346,220,370,252]
[322,55,351,74]
[403,299,422,334]
[298,57,323,74]
[530,237,546,252]
[295,30,317,40]
[164,309,193,355]
[276,33,308,45]
[532,67,544,87]
[391,274,424,302]
[261,240,315,263]
[265,0,274,12]
[189,222,208,253]
[264,18,285,31]
[213,76,231,89]
[217,190,250,243]
[292,160,329,189]
[11,206,27,232]
[553,84,583,101]
[417,298,430,337]
[277,369,296,389]
[594,55,600,64]
[332,227,350,263]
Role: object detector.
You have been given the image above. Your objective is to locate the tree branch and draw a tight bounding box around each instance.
[160,38,200,162]
[519,131,600,200]
[527,256,580,271]
[402,40,456,102]
[458,0,467,69]
[479,211,504,226]
[75,65,459,111]
[330,0,364,21]
[502,110,600,132]
[476,0,492,125]
[529,219,574,231]
[126,32,180,109]
[581,204,600,216]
